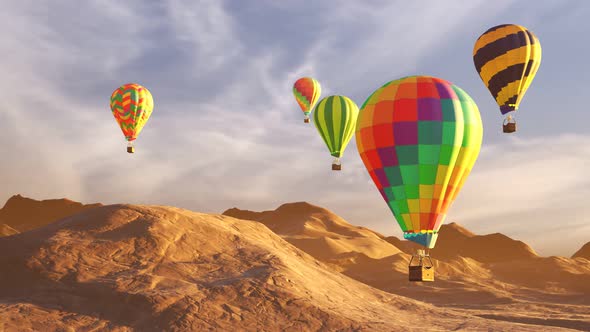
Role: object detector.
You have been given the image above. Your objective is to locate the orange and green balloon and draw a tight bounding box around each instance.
[293,77,321,123]
[356,76,483,248]
[110,83,154,153]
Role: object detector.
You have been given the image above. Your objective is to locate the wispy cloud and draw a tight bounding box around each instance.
[165,0,242,73]
[450,134,590,256]
[0,1,587,256]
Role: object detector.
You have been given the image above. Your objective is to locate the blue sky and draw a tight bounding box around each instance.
[0,0,588,256]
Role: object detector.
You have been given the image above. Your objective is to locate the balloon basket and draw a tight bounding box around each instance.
[127,146,135,154]
[503,117,517,133]
[332,163,342,171]
[304,118,310,123]
[503,122,517,133]
[408,250,434,282]
[409,265,434,282]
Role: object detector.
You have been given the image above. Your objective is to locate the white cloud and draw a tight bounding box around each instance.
[449,134,590,256]
[0,1,587,257]
[0,0,161,202]
[164,0,242,72]
[304,0,520,100]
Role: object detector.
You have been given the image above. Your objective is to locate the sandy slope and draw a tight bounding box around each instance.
[0,204,545,331]
[1,196,589,331]
[573,242,590,259]
[228,203,590,331]
[223,202,399,260]
[385,222,538,263]
[0,223,18,236]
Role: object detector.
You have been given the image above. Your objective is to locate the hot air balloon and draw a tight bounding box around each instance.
[473,24,541,133]
[293,77,321,123]
[356,76,483,281]
[313,95,359,171]
[110,83,154,153]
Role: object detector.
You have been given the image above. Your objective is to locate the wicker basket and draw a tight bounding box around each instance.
[332,164,342,171]
[127,146,135,154]
[409,265,434,282]
[503,122,517,133]
[503,117,517,133]
[408,253,434,282]
[304,118,310,123]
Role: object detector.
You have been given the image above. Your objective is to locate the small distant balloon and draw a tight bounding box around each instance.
[473,24,541,133]
[110,83,154,153]
[293,77,321,123]
[313,95,359,171]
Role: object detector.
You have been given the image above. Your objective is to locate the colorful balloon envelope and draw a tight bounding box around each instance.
[473,24,541,133]
[313,95,359,171]
[293,77,321,123]
[356,76,483,248]
[110,83,154,153]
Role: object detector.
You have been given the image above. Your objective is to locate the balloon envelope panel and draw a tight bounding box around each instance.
[314,95,359,158]
[473,24,541,114]
[293,77,322,115]
[356,76,482,248]
[110,83,154,141]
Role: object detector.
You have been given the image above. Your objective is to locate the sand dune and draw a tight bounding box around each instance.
[386,222,538,263]
[227,203,590,331]
[0,223,18,236]
[0,204,539,331]
[0,194,101,233]
[573,242,590,259]
[1,196,588,331]
[223,202,400,260]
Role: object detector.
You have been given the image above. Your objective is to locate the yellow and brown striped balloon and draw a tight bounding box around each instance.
[473,24,541,115]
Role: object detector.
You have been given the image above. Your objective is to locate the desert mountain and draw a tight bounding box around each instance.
[0,204,529,331]
[1,196,588,330]
[573,242,590,260]
[223,202,400,260]
[385,222,538,263]
[224,203,538,264]
[0,194,101,233]
[227,203,590,330]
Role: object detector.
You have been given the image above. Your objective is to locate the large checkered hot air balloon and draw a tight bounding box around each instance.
[473,24,541,133]
[110,83,154,153]
[356,76,483,250]
[313,95,359,171]
[293,77,321,123]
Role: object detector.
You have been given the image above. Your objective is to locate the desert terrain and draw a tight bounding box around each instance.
[0,195,588,331]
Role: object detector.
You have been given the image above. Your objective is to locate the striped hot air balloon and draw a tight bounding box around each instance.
[313,95,359,171]
[356,76,483,249]
[473,24,541,133]
[293,77,321,123]
[110,83,154,153]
